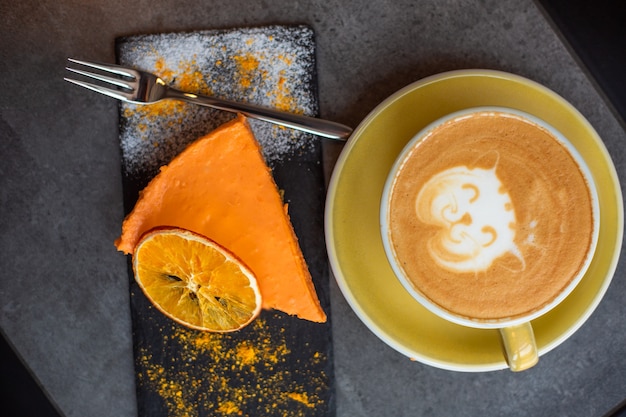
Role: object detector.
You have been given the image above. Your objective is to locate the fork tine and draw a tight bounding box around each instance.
[67,58,136,79]
[65,67,133,90]
[64,77,135,102]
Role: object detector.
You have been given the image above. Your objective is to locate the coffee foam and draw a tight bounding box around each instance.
[415,164,522,273]
[386,111,595,321]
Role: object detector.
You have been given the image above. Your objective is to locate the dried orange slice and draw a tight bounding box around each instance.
[132,227,262,332]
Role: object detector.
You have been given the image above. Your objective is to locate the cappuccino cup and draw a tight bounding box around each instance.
[380,107,599,371]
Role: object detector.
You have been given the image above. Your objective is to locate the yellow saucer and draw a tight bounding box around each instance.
[325,69,624,371]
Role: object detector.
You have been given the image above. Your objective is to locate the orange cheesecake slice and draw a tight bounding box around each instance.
[115,115,326,323]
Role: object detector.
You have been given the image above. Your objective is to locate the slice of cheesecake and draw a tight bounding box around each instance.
[115,115,326,323]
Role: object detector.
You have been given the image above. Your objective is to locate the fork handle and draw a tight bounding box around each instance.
[166,89,352,141]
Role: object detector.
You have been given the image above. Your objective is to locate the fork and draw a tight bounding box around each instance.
[64,58,353,141]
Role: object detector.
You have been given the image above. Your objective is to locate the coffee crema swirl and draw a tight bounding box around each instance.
[387,111,595,320]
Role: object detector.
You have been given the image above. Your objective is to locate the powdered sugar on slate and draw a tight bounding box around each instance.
[116,25,319,179]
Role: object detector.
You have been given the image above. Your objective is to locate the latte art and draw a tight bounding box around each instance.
[385,110,595,321]
[415,163,523,273]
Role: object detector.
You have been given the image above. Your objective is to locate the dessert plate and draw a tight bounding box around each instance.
[117,26,334,416]
[325,69,623,371]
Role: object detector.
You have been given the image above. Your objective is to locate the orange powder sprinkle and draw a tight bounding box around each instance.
[235,342,258,368]
[154,57,176,81]
[123,55,212,132]
[137,317,327,417]
[287,392,315,408]
[269,71,298,112]
[154,56,212,95]
[118,27,319,176]
[278,54,293,66]
[217,401,242,415]
[233,53,260,89]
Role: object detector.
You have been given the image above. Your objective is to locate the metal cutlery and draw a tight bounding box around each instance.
[64,58,352,141]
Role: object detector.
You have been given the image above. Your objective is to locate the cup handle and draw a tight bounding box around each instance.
[499,322,539,372]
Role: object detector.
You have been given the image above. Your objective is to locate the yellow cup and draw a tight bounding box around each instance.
[379,107,600,372]
[325,70,623,372]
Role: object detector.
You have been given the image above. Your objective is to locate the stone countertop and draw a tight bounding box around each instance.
[1,0,625,416]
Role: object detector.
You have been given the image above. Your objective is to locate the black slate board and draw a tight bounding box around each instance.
[115,25,334,417]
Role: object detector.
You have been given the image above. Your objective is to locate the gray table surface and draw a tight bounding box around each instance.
[1,0,625,416]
